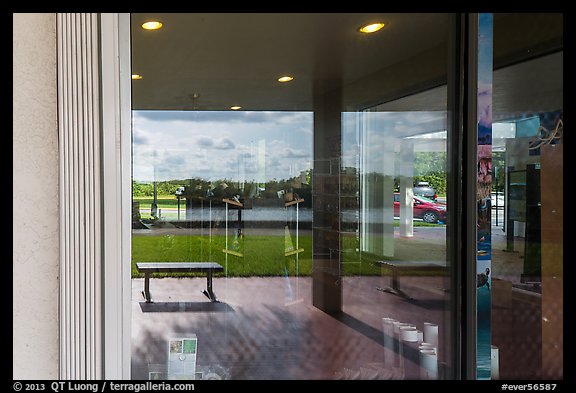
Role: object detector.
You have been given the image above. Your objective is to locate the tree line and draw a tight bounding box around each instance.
[133,152,454,200]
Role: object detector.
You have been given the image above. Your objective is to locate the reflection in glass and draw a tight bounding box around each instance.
[130,13,452,380]
[338,105,450,380]
[490,13,562,380]
[132,110,313,276]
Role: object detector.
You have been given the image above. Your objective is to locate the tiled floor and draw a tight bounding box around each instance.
[131,274,451,380]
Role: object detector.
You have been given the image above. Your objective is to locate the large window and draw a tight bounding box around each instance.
[126,13,563,381]
[129,13,455,380]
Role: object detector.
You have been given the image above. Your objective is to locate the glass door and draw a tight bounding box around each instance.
[129,12,457,380]
[487,13,563,380]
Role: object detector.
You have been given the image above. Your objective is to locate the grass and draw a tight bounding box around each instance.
[131,234,445,278]
[132,234,313,278]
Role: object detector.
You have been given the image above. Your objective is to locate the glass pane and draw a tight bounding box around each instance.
[344,93,450,380]
[130,13,452,380]
[489,13,563,380]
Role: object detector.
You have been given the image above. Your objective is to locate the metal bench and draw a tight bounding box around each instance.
[374,260,447,300]
[136,262,224,303]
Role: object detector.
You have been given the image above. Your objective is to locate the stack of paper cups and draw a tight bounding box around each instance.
[417,330,424,343]
[423,322,439,348]
[382,318,397,367]
[419,342,436,351]
[400,326,419,343]
[491,345,499,380]
[394,322,415,338]
[419,348,438,380]
[400,326,419,378]
[392,321,409,367]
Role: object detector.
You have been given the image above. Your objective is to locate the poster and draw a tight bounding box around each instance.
[476,12,493,380]
[167,335,198,380]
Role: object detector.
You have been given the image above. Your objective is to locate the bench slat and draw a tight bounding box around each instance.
[136,262,223,273]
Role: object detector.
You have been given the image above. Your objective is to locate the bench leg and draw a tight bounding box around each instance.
[142,272,152,303]
[202,270,218,302]
[376,268,413,300]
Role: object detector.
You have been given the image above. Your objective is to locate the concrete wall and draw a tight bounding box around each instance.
[13,13,59,379]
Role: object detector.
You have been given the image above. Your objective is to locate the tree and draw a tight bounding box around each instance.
[413,152,447,196]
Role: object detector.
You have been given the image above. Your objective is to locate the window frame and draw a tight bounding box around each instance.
[99,12,133,380]
[57,11,482,380]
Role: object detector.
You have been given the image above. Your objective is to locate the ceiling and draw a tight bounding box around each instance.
[130,13,563,116]
[130,13,450,111]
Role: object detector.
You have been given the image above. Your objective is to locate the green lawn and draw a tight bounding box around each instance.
[132,234,314,278]
[131,234,385,278]
[131,234,446,278]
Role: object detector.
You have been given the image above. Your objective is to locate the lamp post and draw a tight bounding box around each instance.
[175,186,184,221]
[151,181,158,219]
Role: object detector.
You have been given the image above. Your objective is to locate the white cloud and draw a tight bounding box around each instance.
[213,138,235,150]
[196,136,214,148]
[132,110,313,182]
[132,127,150,145]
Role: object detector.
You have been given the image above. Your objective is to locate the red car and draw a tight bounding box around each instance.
[394,193,447,223]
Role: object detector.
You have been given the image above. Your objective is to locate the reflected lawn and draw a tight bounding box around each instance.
[132,234,315,278]
[131,234,383,277]
[132,233,445,278]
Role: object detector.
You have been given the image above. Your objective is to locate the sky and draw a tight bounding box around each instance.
[132,110,313,183]
[132,110,449,183]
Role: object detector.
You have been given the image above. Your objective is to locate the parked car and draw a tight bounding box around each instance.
[394,193,447,223]
[413,181,437,201]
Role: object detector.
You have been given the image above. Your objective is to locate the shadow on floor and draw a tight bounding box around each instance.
[331,311,421,366]
[403,297,448,310]
[139,301,234,313]
[330,311,384,347]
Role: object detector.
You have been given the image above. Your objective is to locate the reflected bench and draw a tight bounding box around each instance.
[374,260,447,300]
[136,262,224,303]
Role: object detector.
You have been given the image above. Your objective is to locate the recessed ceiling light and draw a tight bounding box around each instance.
[131,74,143,80]
[359,22,385,34]
[277,76,294,83]
[230,106,242,110]
[141,21,163,30]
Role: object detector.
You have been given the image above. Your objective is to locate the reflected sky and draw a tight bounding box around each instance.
[133,110,313,182]
[133,110,450,183]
